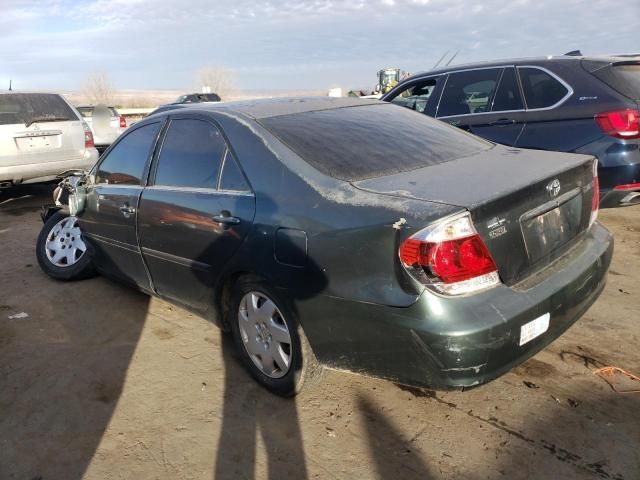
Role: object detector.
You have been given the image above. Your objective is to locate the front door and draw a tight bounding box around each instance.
[79,121,162,290]
[138,116,256,310]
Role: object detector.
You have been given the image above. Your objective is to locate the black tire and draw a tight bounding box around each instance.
[36,211,95,281]
[228,276,322,396]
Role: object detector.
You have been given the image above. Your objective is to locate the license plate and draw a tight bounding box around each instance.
[519,313,550,346]
[16,135,54,150]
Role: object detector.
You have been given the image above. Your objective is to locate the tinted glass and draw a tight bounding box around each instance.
[492,68,524,111]
[220,153,250,191]
[438,69,501,117]
[519,67,569,109]
[155,119,225,189]
[261,104,490,182]
[389,78,438,114]
[590,63,640,101]
[0,93,77,126]
[96,123,160,185]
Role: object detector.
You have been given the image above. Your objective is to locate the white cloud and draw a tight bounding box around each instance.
[1,0,638,91]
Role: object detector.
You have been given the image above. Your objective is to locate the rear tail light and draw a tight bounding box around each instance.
[613,182,640,191]
[595,109,640,139]
[590,159,599,227]
[119,115,127,128]
[83,123,94,149]
[399,212,500,295]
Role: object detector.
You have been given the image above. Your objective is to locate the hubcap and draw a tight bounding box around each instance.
[44,216,87,267]
[238,291,292,379]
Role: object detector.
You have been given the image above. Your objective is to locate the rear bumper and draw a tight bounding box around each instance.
[299,223,613,389]
[0,149,98,184]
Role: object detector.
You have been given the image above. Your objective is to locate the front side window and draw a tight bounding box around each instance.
[492,67,524,112]
[154,119,226,189]
[389,78,438,114]
[518,67,569,109]
[95,122,160,185]
[437,68,501,117]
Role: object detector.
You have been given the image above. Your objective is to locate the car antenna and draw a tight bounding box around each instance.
[433,51,449,69]
[564,50,582,56]
[8,79,12,91]
[445,50,460,66]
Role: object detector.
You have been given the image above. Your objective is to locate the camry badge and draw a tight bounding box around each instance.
[546,179,561,197]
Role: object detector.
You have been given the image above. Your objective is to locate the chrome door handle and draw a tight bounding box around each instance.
[212,214,240,225]
[119,205,136,217]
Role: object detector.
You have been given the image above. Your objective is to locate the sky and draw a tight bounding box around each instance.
[1,0,638,92]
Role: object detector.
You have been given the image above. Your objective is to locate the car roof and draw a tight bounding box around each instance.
[407,54,630,78]
[165,96,381,120]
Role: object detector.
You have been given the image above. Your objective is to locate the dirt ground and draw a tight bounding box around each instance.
[0,184,638,480]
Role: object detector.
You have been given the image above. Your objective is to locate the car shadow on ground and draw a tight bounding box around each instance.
[0,184,152,480]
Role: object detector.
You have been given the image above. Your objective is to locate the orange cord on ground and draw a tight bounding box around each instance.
[593,366,640,394]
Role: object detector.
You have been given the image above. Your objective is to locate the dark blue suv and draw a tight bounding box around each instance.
[382,55,640,208]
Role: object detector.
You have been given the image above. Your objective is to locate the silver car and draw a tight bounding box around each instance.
[76,104,127,152]
[0,92,98,186]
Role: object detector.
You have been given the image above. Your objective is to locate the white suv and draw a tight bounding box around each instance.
[0,92,99,186]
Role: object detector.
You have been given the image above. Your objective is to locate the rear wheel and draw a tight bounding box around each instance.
[36,211,94,280]
[228,276,321,396]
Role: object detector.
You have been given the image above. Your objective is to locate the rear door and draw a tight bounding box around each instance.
[0,93,85,170]
[79,121,162,290]
[514,66,576,151]
[436,67,526,146]
[138,116,255,310]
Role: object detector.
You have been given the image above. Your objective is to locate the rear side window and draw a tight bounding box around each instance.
[154,119,225,189]
[260,104,491,182]
[518,67,569,109]
[492,68,524,112]
[96,123,160,185]
[0,93,77,126]
[219,153,250,192]
[437,68,501,117]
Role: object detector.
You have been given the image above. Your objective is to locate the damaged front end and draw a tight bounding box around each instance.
[41,169,89,223]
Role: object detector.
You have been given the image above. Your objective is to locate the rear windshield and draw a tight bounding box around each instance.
[0,93,77,126]
[589,62,640,101]
[78,106,118,118]
[260,103,490,181]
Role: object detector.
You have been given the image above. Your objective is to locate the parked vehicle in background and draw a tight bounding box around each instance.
[0,92,98,187]
[37,98,611,396]
[383,55,640,208]
[174,92,222,103]
[77,105,127,153]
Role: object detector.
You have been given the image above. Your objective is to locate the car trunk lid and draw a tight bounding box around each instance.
[0,120,86,168]
[353,146,596,285]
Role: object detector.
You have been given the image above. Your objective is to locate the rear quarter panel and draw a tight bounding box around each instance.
[210,112,460,309]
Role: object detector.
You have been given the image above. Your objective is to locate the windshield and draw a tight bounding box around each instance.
[0,93,77,126]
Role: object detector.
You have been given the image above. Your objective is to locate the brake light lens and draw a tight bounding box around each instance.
[399,212,500,295]
[590,159,599,227]
[119,115,127,129]
[613,182,640,191]
[595,109,640,139]
[83,123,94,149]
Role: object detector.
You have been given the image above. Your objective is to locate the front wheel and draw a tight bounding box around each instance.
[36,211,95,281]
[228,276,321,396]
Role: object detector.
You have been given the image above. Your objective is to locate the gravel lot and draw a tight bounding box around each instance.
[1,184,638,480]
